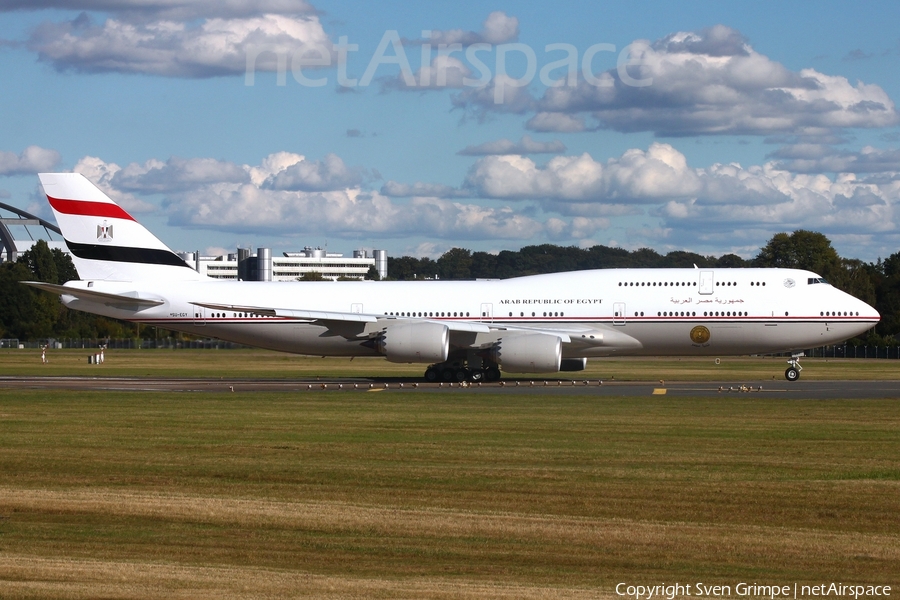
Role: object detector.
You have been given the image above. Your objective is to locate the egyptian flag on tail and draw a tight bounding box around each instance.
[39,173,204,281]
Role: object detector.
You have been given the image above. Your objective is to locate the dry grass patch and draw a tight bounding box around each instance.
[0,390,897,598]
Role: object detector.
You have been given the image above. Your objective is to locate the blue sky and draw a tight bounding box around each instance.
[2,0,900,261]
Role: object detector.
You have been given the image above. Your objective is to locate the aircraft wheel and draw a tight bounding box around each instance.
[453,369,468,382]
[424,367,439,383]
[484,366,501,383]
[469,370,484,383]
[785,367,800,382]
[442,368,454,382]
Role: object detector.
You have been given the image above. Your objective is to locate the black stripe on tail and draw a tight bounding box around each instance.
[65,240,194,268]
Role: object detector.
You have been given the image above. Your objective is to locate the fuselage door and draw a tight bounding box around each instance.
[193,305,206,326]
[699,271,714,295]
[613,302,626,326]
[480,303,493,323]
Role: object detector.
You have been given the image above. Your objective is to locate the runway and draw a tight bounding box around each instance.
[1,375,898,398]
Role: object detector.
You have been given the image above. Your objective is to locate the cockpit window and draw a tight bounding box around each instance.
[807,277,828,285]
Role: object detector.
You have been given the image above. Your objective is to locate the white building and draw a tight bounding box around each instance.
[178,246,387,281]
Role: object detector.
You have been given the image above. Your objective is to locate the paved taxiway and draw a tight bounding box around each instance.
[1,376,897,399]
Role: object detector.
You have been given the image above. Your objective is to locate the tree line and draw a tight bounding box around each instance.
[2,232,899,344]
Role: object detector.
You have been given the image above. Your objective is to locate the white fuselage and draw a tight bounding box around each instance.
[60,267,878,359]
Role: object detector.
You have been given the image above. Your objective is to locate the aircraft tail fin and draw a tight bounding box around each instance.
[38,173,204,282]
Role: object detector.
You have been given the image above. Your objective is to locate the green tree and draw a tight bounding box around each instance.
[715,253,748,268]
[18,240,59,284]
[0,262,56,339]
[753,230,842,278]
[364,265,381,281]
[52,247,79,282]
[437,247,472,280]
[299,271,326,281]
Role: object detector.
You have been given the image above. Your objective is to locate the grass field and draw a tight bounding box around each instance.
[0,351,898,598]
[3,347,900,381]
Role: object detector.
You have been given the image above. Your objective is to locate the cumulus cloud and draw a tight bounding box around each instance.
[0,146,61,176]
[77,151,556,241]
[451,24,898,137]
[111,156,250,192]
[73,156,157,213]
[69,143,900,256]
[261,153,369,191]
[28,10,333,78]
[416,11,518,47]
[464,143,702,203]
[165,184,545,240]
[458,135,566,156]
[458,142,900,245]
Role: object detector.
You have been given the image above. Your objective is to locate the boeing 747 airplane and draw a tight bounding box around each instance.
[26,173,880,382]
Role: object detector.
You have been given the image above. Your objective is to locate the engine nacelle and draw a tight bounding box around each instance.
[560,357,587,371]
[489,334,562,373]
[373,322,449,363]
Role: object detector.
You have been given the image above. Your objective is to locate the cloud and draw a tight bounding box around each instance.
[458,135,566,156]
[459,142,900,245]
[3,1,316,22]
[769,145,900,173]
[450,24,898,137]
[0,146,61,176]
[464,143,703,203]
[417,11,518,47]
[383,55,472,91]
[28,10,333,78]
[165,184,545,240]
[73,156,157,213]
[71,144,900,257]
[261,153,369,191]
[112,156,250,192]
[379,181,470,198]
[77,152,555,241]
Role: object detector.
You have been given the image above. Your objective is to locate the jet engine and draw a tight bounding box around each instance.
[371,322,449,363]
[488,334,562,373]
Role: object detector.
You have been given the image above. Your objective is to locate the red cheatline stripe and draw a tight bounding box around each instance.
[47,196,135,221]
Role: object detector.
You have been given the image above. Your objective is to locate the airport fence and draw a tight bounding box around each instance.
[2,338,899,359]
[5,338,248,350]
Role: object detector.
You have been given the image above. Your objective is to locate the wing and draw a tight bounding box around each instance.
[192,301,493,338]
[189,302,641,353]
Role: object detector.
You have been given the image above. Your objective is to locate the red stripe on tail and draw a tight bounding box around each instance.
[47,196,136,221]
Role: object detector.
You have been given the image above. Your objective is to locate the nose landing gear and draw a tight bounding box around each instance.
[785,353,803,381]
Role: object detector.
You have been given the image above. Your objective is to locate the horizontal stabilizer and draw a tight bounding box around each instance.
[24,281,165,310]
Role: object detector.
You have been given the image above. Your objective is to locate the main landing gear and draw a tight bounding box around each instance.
[424,360,501,383]
[785,353,803,382]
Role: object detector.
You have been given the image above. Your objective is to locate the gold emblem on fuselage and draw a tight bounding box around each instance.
[690,325,711,344]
